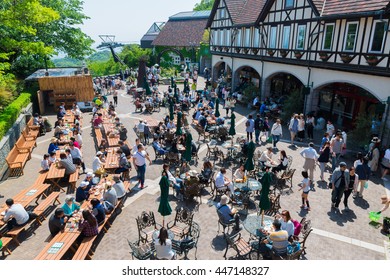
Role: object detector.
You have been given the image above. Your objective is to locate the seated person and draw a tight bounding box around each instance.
[79,210,99,237]
[134,98,142,110]
[233,165,246,182]
[152,138,168,155]
[272,150,289,173]
[259,147,275,165]
[275,210,295,240]
[199,161,213,183]
[167,120,176,130]
[115,149,131,175]
[216,195,241,231]
[154,227,175,260]
[163,164,184,200]
[61,195,80,217]
[48,208,68,237]
[90,198,106,225]
[75,181,91,204]
[112,175,126,199]
[118,140,131,158]
[58,152,77,176]
[41,153,50,171]
[93,113,103,127]
[198,113,207,129]
[179,161,190,174]
[48,137,60,154]
[103,182,118,210]
[215,168,235,195]
[2,198,30,230]
[259,219,289,259]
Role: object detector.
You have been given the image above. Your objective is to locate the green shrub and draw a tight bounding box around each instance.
[0,93,31,140]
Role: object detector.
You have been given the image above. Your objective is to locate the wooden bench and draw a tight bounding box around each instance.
[33,192,61,225]
[15,134,36,154]
[68,169,79,192]
[5,147,30,176]
[71,236,97,260]
[94,128,104,148]
[35,171,48,185]
[6,223,30,246]
[22,126,39,141]
[1,237,13,256]
[27,118,40,131]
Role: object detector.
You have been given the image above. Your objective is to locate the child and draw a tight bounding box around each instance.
[48,151,57,165]
[298,171,311,211]
[41,154,50,171]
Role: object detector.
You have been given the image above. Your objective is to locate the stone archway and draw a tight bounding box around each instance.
[264,72,305,100]
[233,65,261,91]
[156,48,184,65]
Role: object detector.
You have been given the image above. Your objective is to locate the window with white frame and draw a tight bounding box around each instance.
[226,29,231,46]
[219,30,224,45]
[282,26,291,49]
[245,28,251,47]
[214,30,219,45]
[322,23,335,50]
[370,20,386,52]
[220,8,225,19]
[285,0,294,8]
[253,28,260,48]
[344,22,358,52]
[296,25,306,49]
[184,57,191,64]
[269,26,277,49]
[173,56,181,65]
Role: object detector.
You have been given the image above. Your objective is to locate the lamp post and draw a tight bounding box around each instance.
[380,96,390,145]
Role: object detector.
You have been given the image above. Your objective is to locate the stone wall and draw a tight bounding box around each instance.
[0,103,33,180]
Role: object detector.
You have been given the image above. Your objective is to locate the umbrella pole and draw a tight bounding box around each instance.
[261,210,264,227]
[162,216,165,227]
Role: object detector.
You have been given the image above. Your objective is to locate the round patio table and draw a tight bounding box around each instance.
[234,178,262,192]
[242,214,274,237]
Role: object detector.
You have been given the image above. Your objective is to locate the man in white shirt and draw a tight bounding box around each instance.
[215,168,235,195]
[137,120,145,141]
[69,142,86,173]
[3,198,30,230]
[132,144,152,189]
[300,142,319,183]
[73,129,83,147]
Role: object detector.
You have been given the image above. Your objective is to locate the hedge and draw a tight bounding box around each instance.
[0,93,31,140]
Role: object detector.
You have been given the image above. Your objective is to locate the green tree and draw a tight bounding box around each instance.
[194,0,215,11]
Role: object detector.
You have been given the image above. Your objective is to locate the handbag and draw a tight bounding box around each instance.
[266,136,273,143]
[328,174,342,189]
[95,167,105,175]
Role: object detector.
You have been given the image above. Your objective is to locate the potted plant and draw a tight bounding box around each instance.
[235,47,241,53]
[243,48,249,54]
[280,50,288,58]
[294,51,302,59]
[223,47,230,52]
[319,51,329,61]
[366,55,379,66]
[253,49,259,55]
[267,49,275,56]
[339,53,353,63]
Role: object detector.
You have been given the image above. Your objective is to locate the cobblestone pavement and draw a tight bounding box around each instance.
[0,77,389,260]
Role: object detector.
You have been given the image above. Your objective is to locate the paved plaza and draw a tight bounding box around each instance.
[0,77,389,260]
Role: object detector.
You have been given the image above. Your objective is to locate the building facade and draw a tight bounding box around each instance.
[207,0,390,144]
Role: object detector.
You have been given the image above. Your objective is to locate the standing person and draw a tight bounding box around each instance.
[300,142,319,186]
[344,166,359,211]
[288,114,299,146]
[318,141,331,181]
[224,97,231,117]
[331,162,349,211]
[137,120,145,144]
[254,114,263,144]
[132,144,152,189]
[354,152,364,168]
[381,146,390,180]
[2,198,30,230]
[355,157,371,198]
[319,132,330,151]
[113,89,118,106]
[245,114,255,141]
[341,130,348,156]
[298,171,311,210]
[326,120,335,137]
[330,132,344,171]
[261,117,270,142]
[306,114,315,141]
[297,114,305,142]
[270,119,282,149]
[368,140,381,175]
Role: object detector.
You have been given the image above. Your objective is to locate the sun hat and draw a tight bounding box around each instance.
[79,181,89,188]
[188,170,198,177]
[96,151,103,156]
[220,195,229,205]
[86,172,94,178]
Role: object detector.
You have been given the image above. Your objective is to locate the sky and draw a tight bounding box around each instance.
[81,0,202,49]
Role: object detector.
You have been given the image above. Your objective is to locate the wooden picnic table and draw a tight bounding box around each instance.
[144,116,159,128]
[104,152,119,171]
[12,183,51,206]
[34,229,81,260]
[46,164,66,192]
[102,123,116,134]
[107,136,120,147]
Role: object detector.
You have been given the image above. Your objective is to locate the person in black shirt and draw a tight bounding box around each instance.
[344,166,358,211]
[91,198,106,225]
[118,140,131,158]
[254,114,263,144]
[48,208,68,237]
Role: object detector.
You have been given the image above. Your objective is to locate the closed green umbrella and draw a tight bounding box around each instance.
[176,111,183,135]
[158,173,172,226]
[215,98,220,117]
[259,170,271,226]
[245,141,255,171]
[183,131,193,162]
[229,112,236,136]
[173,84,178,103]
[143,76,152,96]
[169,99,174,121]
[170,77,174,88]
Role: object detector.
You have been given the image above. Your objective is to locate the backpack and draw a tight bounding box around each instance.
[366,150,374,161]
[292,219,302,237]
[245,120,250,127]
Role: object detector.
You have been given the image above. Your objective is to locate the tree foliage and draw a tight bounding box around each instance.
[194,0,215,11]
